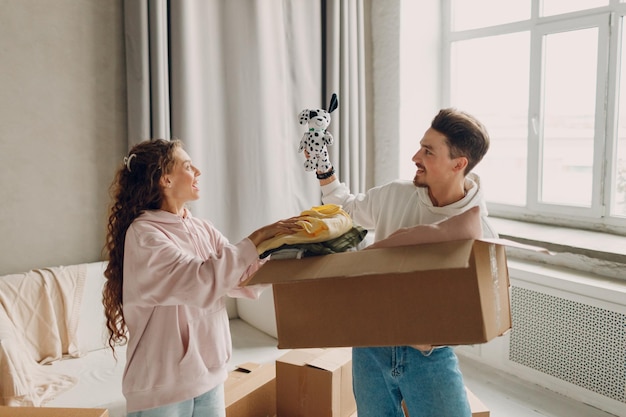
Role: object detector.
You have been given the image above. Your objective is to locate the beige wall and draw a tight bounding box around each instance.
[0,0,127,275]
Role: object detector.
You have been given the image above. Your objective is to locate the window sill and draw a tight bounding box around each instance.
[488,217,626,281]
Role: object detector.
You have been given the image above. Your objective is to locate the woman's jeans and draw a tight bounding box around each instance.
[352,346,471,417]
[126,384,225,417]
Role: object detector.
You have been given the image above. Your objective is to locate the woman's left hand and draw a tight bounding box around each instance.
[247,216,302,247]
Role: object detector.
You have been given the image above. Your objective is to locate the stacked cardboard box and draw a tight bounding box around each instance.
[225,349,490,417]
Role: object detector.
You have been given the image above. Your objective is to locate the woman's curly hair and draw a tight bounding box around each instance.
[102,139,182,352]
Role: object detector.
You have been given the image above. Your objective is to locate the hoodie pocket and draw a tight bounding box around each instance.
[180,307,232,371]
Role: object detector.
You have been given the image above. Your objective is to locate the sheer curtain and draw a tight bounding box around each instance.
[124,0,369,241]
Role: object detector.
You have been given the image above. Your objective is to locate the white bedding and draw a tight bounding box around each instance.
[44,319,282,417]
[43,346,126,416]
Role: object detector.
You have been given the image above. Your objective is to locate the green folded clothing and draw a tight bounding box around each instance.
[259,226,368,259]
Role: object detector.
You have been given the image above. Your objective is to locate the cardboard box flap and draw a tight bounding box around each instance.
[276,348,356,417]
[276,348,351,372]
[225,362,262,389]
[278,348,327,366]
[225,362,276,406]
[249,239,476,285]
[466,387,490,416]
[481,237,553,255]
[232,362,260,373]
[306,347,352,372]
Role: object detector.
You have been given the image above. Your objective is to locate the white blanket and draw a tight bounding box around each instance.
[0,264,86,406]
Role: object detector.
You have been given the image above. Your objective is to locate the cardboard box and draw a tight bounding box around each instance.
[248,239,543,348]
[276,348,356,417]
[466,386,490,417]
[0,407,109,417]
[225,362,276,417]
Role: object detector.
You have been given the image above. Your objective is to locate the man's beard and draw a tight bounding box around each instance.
[413,175,427,188]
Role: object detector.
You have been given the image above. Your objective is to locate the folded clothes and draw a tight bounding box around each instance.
[255,204,353,254]
[260,226,368,259]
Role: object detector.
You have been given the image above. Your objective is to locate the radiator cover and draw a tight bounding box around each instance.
[509,286,626,403]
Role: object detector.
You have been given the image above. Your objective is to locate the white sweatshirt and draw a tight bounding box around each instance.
[320,173,497,240]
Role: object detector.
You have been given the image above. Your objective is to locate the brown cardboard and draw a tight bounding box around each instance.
[466,386,490,417]
[225,362,276,417]
[248,239,544,348]
[0,407,109,417]
[276,348,356,417]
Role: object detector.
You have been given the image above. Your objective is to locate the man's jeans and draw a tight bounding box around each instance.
[352,346,471,417]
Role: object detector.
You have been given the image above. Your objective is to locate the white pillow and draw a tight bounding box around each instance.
[77,261,109,353]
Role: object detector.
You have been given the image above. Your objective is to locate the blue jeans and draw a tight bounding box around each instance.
[352,346,471,417]
[126,384,225,417]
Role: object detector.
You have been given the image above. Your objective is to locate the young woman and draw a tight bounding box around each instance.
[103,139,300,417]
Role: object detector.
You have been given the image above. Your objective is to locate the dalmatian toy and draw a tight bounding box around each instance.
[298,93,338,172]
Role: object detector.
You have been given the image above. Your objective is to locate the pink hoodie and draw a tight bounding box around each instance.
[122,209,264,412]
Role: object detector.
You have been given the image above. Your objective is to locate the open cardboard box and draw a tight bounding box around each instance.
[248,238,548,349]
[225,362,276,417]
[0,407,109,417]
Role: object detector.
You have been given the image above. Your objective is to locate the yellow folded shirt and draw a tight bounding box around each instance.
[255,204,353,254]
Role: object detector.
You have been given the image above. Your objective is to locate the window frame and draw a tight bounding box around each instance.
[443,1,626,235]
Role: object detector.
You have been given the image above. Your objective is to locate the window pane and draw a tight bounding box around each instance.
[612,23,626,217]
[542,0,608,17]
[451,0,530,31]
[541,28,597,207]
[450,33,530,205]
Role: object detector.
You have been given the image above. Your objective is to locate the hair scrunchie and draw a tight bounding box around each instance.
[123,154,136,172]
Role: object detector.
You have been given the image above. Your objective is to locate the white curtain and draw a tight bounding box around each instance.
[325,0,370,194]
[124,0,369,242]
[124,0,171,144]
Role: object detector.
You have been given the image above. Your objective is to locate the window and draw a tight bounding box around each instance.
[444,0,626,234]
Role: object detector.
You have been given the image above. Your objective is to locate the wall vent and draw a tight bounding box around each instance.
[509,286,626,403]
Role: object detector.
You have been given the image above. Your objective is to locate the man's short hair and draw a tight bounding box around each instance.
[431,108,490,174]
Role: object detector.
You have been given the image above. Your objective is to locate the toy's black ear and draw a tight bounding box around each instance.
[328,93,338,113]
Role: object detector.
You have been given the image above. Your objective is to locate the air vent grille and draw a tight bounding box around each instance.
[509,286,626,403]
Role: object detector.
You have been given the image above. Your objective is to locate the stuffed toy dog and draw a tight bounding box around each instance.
[298,93,339,172]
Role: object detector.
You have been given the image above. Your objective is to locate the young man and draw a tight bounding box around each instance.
[312,108,497,417]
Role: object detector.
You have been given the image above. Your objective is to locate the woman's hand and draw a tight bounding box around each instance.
[247,216,302,247]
